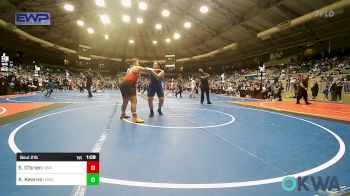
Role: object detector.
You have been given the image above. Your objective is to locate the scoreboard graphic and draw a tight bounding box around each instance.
[16,153,99,186]
[165,54,175,68]
[78,45,92,61]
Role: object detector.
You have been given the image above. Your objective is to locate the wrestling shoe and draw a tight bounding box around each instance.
[149,110,154,117]
[157,108,163,115]
[132,118,144,123]
[120,114,130,119]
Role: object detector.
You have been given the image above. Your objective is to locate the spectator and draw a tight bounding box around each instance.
[296,75,311,105]
[330,81,337,101]
[311,81,319,100]
[336,79,343,102]
[323,85,329,100]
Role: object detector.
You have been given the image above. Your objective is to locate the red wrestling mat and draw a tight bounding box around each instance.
[0,93,36,99]
[232,101,350,122]
[0,103,53,117]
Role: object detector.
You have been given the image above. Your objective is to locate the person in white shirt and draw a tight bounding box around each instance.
[190,78,196,98]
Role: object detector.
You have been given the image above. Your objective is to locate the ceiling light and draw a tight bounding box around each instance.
[100,15,110,24]
[87,28,94,34]
[173,32,181,39]
[184,21,191,29]
[104,34,109,40]
[129,39,134,44]
[165,38,171,43]
[162,9,170,17]
[136,17,143,24]
[121,0,131,7]
[152,40,157,45]
[122,15,130,23]
[77,20,84,26]
[138,1,147,10]
[155,23,162,30]
[64,4,74,11]
[95,0,106,7]
[200,5,209,13]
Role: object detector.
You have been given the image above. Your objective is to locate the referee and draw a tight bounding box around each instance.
[80,69,93,98]
[199,69,212,104]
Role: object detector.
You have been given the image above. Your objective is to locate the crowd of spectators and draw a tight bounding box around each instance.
[139,53,350,102]
[0,65,118,95]
[2,50,349,103]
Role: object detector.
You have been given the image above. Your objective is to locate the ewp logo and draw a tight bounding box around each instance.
[15,12,51,26]
[281,176,340,192]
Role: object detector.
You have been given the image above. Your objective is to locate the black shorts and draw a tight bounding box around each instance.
[120,80,136,98]
[147,86,164,97]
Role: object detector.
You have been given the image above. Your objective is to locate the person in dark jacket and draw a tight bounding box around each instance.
[311,81,319,100]
[275,83,284,101]
[296,75,311,105]
[81,69,93,98]
[199,69,212,104]
[175,79,183,98]
[86,70,93,98]
[45,78,55,98]
[330,81,337,101]
[336,80,343,102]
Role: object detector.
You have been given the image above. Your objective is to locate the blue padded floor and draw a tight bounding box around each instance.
[0,90,349,196]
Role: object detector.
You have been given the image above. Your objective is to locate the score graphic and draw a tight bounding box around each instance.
[87,161,99,185]
[165,54,175,68]
[16,153,99,186]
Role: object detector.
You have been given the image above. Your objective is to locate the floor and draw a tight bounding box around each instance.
[0,91,349,196]
[233,100,350,122]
